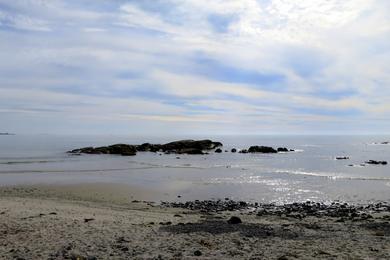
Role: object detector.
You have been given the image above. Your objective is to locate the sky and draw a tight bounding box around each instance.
[0,0,389,135]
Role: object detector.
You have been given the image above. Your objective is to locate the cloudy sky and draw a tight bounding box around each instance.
[0,0,389,135]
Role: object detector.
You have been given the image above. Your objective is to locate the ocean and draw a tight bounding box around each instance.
[0,134,389,204]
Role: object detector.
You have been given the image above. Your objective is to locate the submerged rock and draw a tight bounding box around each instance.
[231,148,237,153]
[336,157,350,160]
[215,148,222,153]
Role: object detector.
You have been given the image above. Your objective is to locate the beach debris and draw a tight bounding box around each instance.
[227,216,242,224]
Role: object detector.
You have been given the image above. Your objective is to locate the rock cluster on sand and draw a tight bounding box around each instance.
[163,199,390,219]
[68,139,223,156]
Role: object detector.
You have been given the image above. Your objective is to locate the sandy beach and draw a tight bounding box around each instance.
[0,184,389,259]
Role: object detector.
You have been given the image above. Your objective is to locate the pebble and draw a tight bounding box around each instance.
[194,250,202,256]
[227,216,242,224]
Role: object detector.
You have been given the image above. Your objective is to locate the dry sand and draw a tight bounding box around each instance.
[0,184,389,259]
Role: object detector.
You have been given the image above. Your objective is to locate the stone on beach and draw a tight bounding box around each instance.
[227,216,242,224]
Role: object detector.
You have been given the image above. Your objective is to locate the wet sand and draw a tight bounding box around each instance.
[0,183,389,259]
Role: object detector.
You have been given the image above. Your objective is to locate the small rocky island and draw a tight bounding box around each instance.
[68,139,223,156]
[68,140,297,157]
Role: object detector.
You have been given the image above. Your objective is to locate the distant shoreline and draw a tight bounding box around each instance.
[0,133,15,135]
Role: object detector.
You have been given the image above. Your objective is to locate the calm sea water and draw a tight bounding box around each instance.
[0,134,389,204]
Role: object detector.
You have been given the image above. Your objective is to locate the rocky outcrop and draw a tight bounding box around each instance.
[68,139,223,156]
[68,144,137,156]
[277,147,289,152]
[215,148,222,153]
[336,157,349,160]
[159,140,222,154]
[365,160,387,165]
[248,146,277,153]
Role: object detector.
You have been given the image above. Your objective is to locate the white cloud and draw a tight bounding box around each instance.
[0,0,389,134]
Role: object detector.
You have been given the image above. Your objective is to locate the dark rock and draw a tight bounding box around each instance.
[215,148,222,153]
[136,143,160,152]
[163,200,390,219]
[159,221,172,225]
[336,157,349,160]
[69,139,223,156]
[231,148,237,153]
[227,216,242,224]
[84,218,95,223]
[248,146,277,153]
[239,149,248,154]
[68,144,136,156]
[277,147,289,152]
[162,139,222,152]
[194,250,202,256]
[365,160,387,165]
